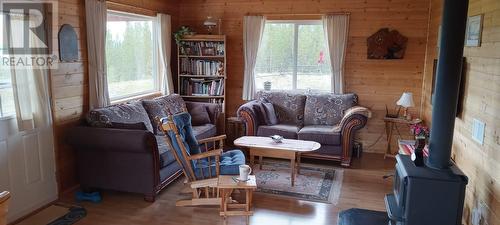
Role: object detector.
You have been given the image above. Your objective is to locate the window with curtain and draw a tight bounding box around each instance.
[105,10,159,101]
[0,13,16,118]
[255,20,332,91]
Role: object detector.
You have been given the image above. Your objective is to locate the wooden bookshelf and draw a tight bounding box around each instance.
[177,34,227,113]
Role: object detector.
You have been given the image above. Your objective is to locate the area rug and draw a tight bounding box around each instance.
[17,204,86,225]
[253,160,343,204]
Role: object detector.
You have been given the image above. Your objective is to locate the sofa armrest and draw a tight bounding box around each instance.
[338,106,370,167]
[185,101,220,125]
[237,100,261,136]
[67,126,157,154]
[67,126,162,198]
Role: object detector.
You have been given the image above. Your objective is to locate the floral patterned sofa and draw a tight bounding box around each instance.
[237,91,371,167]
[67,94,220,201]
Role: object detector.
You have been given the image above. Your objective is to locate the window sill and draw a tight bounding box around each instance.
[110,92,162,105]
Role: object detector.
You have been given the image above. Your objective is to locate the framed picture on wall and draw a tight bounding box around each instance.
[431,58,467,118]
[465,14,483,47]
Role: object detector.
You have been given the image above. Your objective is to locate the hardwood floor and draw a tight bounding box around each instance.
[59,153,394,225]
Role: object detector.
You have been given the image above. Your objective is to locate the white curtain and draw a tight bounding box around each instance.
[157,13,174,95]
[242,16,266,100]
[322,14,349,94]
[7,11,52,131]
[86,0,110,109]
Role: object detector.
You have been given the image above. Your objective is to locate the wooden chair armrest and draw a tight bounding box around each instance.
[0,191,10,204]
[198,135,227,144]
[188,149,223,160]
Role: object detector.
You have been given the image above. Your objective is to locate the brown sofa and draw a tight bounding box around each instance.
[67,94,220,201]
[237,91,370,167]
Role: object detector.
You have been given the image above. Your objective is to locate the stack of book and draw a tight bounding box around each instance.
[181,78,224,96]
[180,58,223,76]
[180,41,225,56]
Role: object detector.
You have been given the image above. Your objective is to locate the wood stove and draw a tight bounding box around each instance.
[386,155,467,225]
[385,0,470,224]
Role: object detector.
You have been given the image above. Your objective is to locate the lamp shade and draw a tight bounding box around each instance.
[397,92,415,108]
[203,16,217,26]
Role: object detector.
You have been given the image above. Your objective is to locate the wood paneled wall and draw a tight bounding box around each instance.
[177,0,430,153]
[51,0,180,193]
[422,0,500,224]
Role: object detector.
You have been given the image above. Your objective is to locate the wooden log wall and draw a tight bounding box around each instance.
[177,0,430,153]
[422,0,500,224]
[51,0,180,194]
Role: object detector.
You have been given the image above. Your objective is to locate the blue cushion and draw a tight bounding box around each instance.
[193,149,245,179]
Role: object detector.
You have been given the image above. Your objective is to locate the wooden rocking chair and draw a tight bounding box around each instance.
[159,112,245,207]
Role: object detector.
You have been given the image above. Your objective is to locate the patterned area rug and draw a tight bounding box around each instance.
[254,160,343,204]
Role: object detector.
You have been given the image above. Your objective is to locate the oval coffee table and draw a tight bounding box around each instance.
[234,136,321,186]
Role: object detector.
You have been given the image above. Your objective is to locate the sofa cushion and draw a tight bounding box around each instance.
[142,94,187,134]
[304,93,358,126]
[155,136,177,168]
[257,124,300,139]
[192,124,217,140]
[260,102,279,125]
[256,91,306,126]
[298,125,341,145]
[190,105,211,126]
[86,101,154,133]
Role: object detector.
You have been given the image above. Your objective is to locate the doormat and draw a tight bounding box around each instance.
[16,204,86,225]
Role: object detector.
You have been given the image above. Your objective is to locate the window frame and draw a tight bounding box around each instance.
[106,10,160,102]
[256,20,332,91]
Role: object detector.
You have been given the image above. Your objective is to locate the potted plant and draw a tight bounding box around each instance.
[410,124,430,141]
[173,26,195,46]
[410,124,429,166]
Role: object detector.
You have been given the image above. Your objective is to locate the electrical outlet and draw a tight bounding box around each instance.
[472,118,485,145]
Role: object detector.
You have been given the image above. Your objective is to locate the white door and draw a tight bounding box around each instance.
[0,13,58,223]
[0,117,57,223]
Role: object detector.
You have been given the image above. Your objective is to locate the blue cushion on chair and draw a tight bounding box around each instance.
[193,149,245,179]
[220,150,246,175]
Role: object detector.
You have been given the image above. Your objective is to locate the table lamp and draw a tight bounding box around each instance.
[203,16,217,34]
[397,92,415,118]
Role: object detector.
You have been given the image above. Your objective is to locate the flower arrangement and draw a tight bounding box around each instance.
[410,124,429,139]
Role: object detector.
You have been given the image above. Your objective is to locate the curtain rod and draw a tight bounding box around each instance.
[106,1,158,15]
[247,12,350,16]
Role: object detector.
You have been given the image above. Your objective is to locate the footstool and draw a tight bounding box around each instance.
[338,208,389,225]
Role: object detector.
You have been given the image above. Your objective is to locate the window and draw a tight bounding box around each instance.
[255,21,332,91]
[106,11,159,101]
[0,13,16,118]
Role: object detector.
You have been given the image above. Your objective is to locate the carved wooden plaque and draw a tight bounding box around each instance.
[367,28,408,59]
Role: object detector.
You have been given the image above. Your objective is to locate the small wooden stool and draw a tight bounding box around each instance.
[218,175,257,225]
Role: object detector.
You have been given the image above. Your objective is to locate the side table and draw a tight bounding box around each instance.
[384,117,422,159]
[226,117,245,147]
[218,175,257,225]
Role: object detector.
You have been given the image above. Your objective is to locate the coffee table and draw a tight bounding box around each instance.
[234,136,321,186]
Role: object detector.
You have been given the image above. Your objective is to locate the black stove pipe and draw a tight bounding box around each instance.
[427,0,469,169]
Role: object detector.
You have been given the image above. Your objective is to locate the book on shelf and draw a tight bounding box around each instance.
[180,41,225,56]
[180,58,224,76]
[181,78,224,97]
